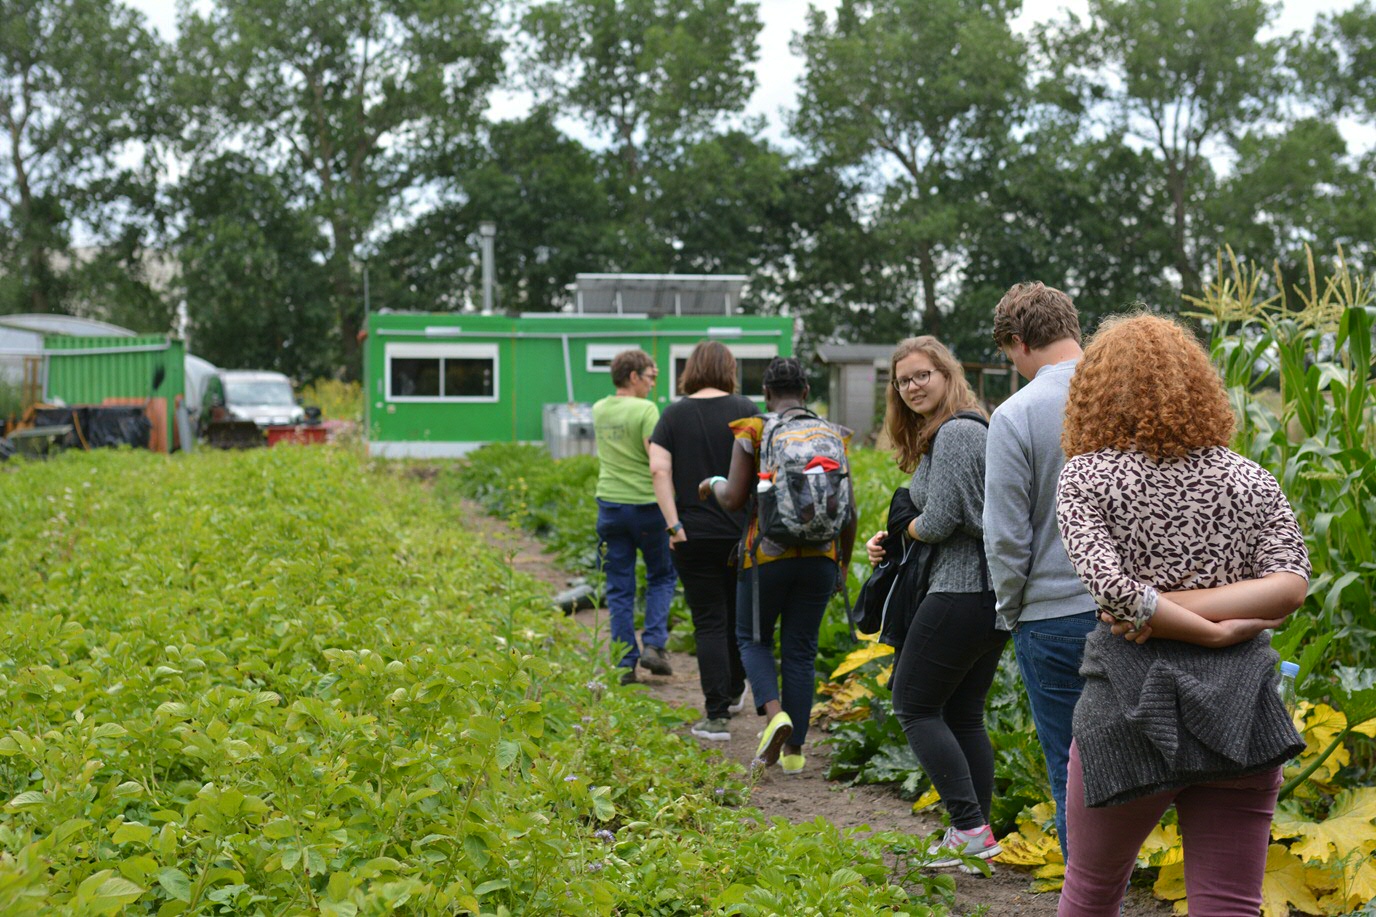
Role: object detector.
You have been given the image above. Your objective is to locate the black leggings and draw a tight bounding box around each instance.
[670,537,747,719]
[890,590,1009,830]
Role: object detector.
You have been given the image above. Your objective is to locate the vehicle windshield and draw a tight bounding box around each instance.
[224,381,296,407]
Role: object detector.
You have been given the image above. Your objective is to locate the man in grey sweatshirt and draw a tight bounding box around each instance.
[982,282,1099,862]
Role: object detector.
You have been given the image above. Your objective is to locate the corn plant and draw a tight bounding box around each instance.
[1186,245,1376,664]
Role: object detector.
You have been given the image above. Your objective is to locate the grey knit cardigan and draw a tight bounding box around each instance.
[1073,634,1305,807]
[1057,447,1310,807]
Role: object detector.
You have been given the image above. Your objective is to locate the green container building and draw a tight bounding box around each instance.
[44,334,186,450]
[364,274,793,458]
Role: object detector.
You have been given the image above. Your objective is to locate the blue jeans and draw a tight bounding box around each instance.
[735,556,837,748]
[1012,611,1097,862]
[596,499,676,669]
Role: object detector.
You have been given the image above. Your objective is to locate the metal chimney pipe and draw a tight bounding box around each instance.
[478,221,496,314]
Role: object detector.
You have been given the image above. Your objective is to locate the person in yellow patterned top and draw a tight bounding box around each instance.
[698,357,855,776]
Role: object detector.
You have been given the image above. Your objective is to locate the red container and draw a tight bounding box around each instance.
[265,424,328,447]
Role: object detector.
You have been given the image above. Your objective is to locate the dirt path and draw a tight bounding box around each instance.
[459,500,1172,916]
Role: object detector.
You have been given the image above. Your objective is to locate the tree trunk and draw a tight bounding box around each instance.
[1168,165,1200,298]
[329,217,361,380]
[917,240,940,338]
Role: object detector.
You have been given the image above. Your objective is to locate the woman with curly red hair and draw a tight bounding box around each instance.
[1055,314,1309,916]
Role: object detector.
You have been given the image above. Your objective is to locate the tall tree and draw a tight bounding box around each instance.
[1041,0,1285,297]
[791,0,1027,338]
[955,116,1176,356]
[1309,1,1376,120]
[1205,118,1376,278]
[521,0,762,177]
[373,109,620,314]
[0,0,162,315]
[174,0,503,376]
[177,154,335,380]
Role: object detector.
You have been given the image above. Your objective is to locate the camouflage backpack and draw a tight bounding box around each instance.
[754,407,853,549]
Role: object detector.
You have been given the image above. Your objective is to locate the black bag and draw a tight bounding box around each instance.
[850,534,935,647]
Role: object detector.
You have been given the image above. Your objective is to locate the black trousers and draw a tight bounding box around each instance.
[891,590,1009,830]
[671,537,747,719]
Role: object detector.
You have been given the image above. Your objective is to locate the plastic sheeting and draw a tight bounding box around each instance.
[30,405,152,450]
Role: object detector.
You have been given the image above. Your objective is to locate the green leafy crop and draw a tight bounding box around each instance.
[0,447,936,915]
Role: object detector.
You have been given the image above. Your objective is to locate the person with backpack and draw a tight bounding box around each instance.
[864,336,1009,868]
[699,357,856,775]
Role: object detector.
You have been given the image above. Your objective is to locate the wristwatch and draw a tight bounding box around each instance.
[666,521,684,535]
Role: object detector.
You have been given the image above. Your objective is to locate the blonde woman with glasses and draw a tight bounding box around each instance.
[864,336,1008,867]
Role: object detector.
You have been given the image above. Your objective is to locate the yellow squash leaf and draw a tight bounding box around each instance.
[810,676,874,723]
[1272,787,1376,863]
[829,642,893,679]
[1288,704,1352,788]
[1154,861,1186,903]
[911,787,941,813]
[1259,843,1324,917]
[1140,822,1183,868]
[993,823,1059,868]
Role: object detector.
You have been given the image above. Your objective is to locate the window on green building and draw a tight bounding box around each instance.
[386,343,498,402]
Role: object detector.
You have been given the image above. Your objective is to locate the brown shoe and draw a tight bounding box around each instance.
[619,667,638,686]
[639,645,673,676]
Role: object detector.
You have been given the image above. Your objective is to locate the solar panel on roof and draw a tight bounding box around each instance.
[570,273,749,315]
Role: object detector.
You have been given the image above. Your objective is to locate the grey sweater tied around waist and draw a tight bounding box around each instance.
[1073,631,1305,807]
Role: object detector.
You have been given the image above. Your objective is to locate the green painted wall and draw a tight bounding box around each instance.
[364,313,793,450]
[44,335,186,447]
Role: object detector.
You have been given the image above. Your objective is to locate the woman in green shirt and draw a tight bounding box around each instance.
[592,349,677,685]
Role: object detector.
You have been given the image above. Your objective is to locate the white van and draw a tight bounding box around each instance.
[199,370,305,431]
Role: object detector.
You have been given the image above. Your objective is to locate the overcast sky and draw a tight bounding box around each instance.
[128,0,1366,151]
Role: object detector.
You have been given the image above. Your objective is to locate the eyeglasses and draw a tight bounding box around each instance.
[639,371,658,381]
[892,370,935,391]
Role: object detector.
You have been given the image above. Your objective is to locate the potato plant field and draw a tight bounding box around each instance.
[0,447,935,916]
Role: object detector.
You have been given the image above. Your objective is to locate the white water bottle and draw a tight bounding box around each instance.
[1278,660,1300,714]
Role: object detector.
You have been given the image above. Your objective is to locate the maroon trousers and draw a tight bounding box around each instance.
[1058,741,1282,917]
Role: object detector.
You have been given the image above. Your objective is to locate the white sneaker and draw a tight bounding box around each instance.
[728,689,748,715]
[690,717,731,741]
[926,824,1001,869]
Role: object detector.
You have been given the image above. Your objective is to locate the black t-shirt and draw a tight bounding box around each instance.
[649,394,759,540]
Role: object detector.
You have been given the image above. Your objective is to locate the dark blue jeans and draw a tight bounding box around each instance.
[891,590,1008,831]
[1012,611,1096,862]
[595,499,676,669]
[735,556,837,748]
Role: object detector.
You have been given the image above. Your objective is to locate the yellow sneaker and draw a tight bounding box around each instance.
[752,712,793,767]
[779,753,805,775]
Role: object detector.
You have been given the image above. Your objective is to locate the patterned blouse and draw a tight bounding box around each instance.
[1056,446,1310,628]
[1056,446,1312,806]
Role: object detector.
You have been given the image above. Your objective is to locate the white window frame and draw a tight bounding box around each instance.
[668,342,778,401]
[585,343,624,373]
[385,342,500,403]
